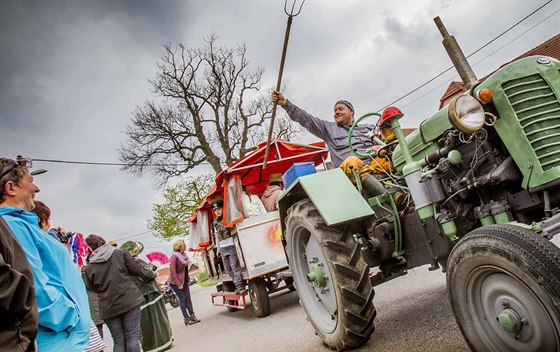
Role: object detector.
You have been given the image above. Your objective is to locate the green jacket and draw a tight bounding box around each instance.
[128,257,158,297]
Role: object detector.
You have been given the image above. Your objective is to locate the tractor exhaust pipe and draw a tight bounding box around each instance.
[434,16,478,89]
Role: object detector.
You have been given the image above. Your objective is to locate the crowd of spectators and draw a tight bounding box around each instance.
[0,157,177,352]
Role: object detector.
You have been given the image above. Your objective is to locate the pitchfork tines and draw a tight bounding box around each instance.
[285,0,305,17]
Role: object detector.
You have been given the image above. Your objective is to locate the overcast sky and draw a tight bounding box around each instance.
[1,0,558,259]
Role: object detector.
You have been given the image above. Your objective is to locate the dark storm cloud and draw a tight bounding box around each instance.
[0,0,189,139]
[1,1,62,137]
[74,0,192,47]
[0,0,192,239]
[0,78,53,134]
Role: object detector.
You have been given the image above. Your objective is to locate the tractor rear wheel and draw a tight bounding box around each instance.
[285,199,376,350]
[447,224,560,352]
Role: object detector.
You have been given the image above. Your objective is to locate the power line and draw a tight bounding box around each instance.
[112,230,154,241]
[468,9,559,68]
[85,231,154,244]
[376,0,553,112]
[31,159,127,166]
[400,9,559,110]
[464,0,552,59]
[120,233,155,241]
[31,158,208,167]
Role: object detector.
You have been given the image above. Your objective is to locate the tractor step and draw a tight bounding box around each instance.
[211,291,248,310]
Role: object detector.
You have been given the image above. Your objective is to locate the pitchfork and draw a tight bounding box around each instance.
[263,0,305,169]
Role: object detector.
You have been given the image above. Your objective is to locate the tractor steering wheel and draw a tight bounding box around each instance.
[348,112,382,159]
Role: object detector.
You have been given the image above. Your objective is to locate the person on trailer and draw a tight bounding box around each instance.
[210,197,246,294]
[242,187,267,217]
[260,173,284,212]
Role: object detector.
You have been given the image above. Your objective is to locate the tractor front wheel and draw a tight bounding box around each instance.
[447,224,560,352]
[285,199,376,350]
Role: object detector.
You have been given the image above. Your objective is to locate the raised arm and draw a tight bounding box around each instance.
[272,90,330,140]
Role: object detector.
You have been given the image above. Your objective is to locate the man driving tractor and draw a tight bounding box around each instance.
[271,90,393,190]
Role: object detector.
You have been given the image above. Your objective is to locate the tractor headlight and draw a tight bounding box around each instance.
[448,95,485,133]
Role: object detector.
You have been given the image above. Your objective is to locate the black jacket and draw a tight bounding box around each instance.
[0,215,38,352]
[84,244,152,320]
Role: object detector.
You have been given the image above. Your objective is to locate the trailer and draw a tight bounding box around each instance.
[188,139,328,317]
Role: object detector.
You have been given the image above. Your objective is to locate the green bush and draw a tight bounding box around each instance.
[197,272,208,282]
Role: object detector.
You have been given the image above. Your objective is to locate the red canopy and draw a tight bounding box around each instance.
[187,139,328,223]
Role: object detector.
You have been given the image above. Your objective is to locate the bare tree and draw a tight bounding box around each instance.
[119,34,302,185]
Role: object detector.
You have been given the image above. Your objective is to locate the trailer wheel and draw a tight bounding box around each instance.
[223,282,239,313]
[249,278,270,318]
[168,292,180,308]
[447,224,560,352]
[285,199,376,350]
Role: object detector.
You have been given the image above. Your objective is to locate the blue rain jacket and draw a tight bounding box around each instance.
[0,206,91,352]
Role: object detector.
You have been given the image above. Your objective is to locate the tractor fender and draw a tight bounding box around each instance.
[277,168,375,236]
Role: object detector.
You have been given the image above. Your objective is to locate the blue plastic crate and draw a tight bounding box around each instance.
[282,162,316,188]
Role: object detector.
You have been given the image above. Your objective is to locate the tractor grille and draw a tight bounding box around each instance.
[502,73,560,172]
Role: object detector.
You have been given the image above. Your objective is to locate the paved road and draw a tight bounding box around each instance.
[102,237,560,351]
[121,265,469,352]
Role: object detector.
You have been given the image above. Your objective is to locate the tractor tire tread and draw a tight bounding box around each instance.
[447,224,560,352]
[285,199,376,350]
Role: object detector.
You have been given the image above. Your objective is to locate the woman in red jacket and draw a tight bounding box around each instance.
[168,239,201,326]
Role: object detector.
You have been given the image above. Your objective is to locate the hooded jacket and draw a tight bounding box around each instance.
[0,207,91,352]
[0,215,38,352]
[260,185,283,212]
[84,244,150,320]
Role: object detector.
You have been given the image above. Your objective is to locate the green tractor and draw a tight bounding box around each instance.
[277,17,560,351]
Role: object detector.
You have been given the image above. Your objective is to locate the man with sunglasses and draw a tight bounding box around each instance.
[0,157,92,351]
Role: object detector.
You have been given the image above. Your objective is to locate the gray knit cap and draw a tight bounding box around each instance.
[335,100,354,113]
